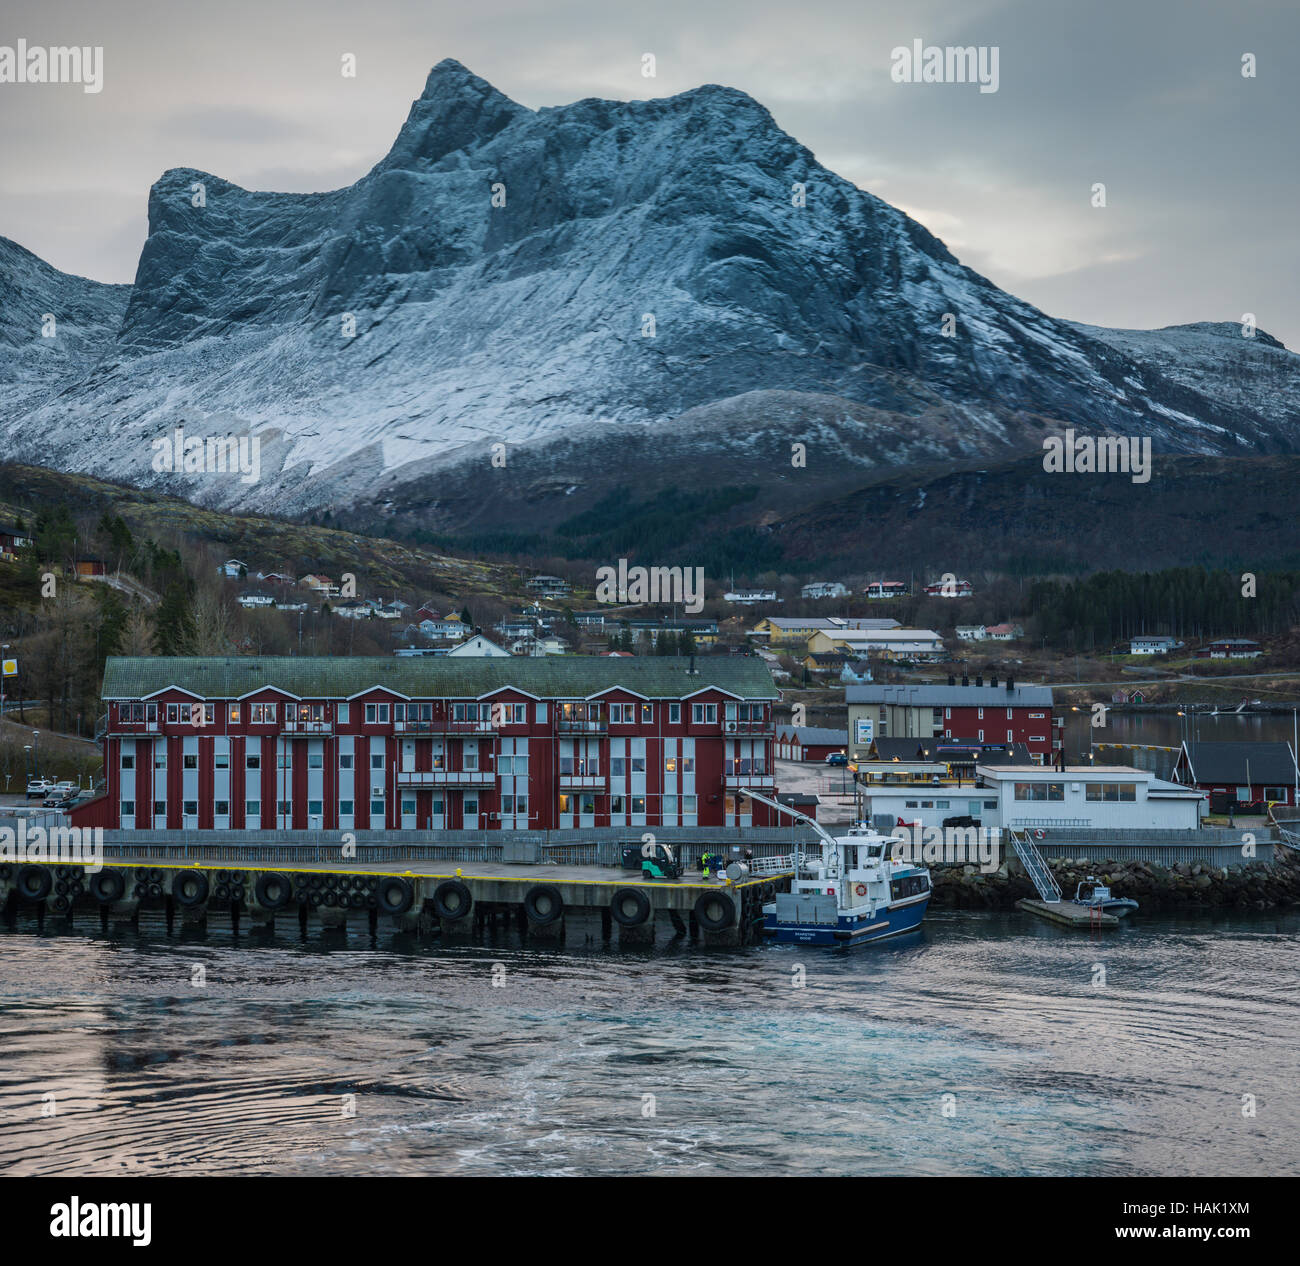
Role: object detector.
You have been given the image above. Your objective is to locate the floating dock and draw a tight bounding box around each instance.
[1017,898,1120,928]
[0,856,791,947]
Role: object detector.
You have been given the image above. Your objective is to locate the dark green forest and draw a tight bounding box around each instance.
[1028,568,1300,649]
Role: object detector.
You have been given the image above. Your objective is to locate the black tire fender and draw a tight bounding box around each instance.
[17,865,52,902]
[610,887,652,927]
[523,884,564,926]
[254,872,293,911]
[694,891,736,932]
[89,869,126,904]
[172,870,210,909]
[376,876,414,916]
[431,880,472,921]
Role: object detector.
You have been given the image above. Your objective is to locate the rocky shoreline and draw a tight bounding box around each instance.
[929,846,1300,912]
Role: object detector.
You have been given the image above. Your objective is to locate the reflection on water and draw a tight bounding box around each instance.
[1062,708,1300,775]
[0,907,1296,1176]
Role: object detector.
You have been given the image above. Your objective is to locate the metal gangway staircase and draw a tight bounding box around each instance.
[1272,822,1300,852]
[1007,828,1062,903]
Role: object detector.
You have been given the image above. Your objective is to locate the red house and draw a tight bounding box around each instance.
[73,655,780,832]
[923,578,973,598]
[774,726,847,762]
[1173,741,1299,809]
[847,677,1058,762]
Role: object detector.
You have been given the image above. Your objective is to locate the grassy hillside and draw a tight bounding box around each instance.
[0,464,527,604]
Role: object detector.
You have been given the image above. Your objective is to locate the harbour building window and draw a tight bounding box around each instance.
[1085,783,1137,802]
[1013,782,1065,801]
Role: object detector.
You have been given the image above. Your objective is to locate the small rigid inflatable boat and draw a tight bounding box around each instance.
[1072,877,1139,917]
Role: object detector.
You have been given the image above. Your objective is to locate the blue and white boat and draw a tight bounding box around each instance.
[739,791,931,947]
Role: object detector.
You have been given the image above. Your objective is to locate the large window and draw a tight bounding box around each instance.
[1085,783,1137,802]
[1014,782,1064,801]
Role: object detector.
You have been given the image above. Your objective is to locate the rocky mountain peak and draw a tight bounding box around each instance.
[376,59,527,173]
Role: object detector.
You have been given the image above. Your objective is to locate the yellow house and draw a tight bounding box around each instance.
[750,617,829,644]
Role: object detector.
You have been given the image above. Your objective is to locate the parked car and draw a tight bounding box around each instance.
[25,778,55,799]
[825,752,848,766]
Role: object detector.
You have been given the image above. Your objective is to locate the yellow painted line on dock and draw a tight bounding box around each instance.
[54,858,789,890]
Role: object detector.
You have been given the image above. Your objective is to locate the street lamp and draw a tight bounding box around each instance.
[32,731,39,780]
[23,745,31,784]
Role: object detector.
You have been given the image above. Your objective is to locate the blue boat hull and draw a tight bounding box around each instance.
[763,895,930,947]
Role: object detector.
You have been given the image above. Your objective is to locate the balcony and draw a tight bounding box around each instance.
[557,717,607,734]
[394,719,496,734]
[724,772,776,789]
[723,719,774,735]
[395,769,495,788]
[105,718,160,737]
[284,718,333,734]
[559,773,606,790]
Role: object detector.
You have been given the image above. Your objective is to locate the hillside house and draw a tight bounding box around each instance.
[864,581,909,599]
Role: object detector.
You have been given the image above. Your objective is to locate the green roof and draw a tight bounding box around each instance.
[101,655,778,702]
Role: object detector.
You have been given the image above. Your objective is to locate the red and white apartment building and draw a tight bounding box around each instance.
[73,656,781,832]
[846,678,1059,763]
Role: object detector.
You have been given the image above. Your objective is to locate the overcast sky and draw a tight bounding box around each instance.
[3,0,1296,345]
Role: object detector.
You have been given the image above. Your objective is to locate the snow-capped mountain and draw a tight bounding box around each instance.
[2,59,1297,526]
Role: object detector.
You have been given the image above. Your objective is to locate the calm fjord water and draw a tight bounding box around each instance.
[1,909,1296,1177]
